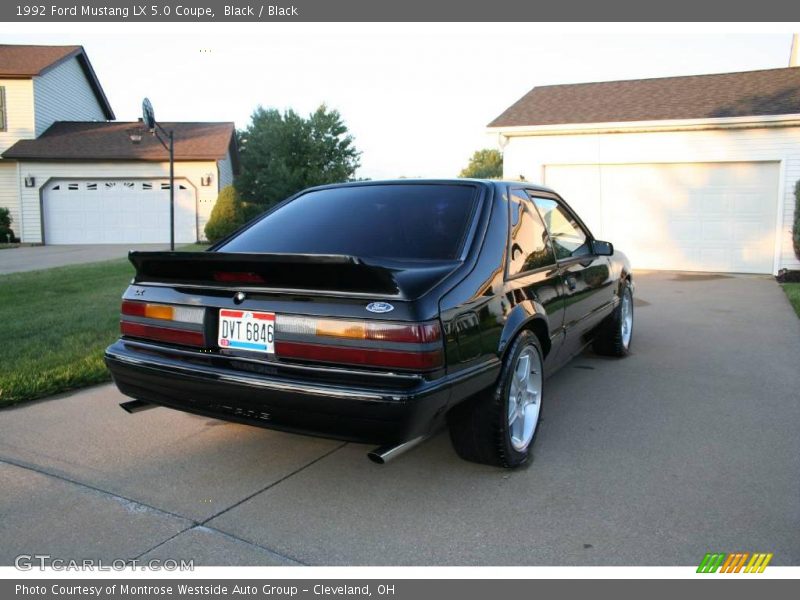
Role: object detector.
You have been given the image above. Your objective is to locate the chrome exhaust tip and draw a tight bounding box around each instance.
[119,399,157,414]
[367,436,427,464]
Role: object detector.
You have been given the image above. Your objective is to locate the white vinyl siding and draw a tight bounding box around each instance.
[33,57,106,136]
[16,160,222,243]
[501,125,800,273]
[0,78,35,155]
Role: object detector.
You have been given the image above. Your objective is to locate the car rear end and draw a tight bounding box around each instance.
[105,181,487,452]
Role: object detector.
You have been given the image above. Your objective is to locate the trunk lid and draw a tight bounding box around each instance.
[128,251,461,301]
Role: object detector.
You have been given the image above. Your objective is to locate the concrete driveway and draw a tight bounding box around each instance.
[0,244,173,275]
[1,272,798,566]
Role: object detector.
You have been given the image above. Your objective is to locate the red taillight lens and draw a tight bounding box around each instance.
[275,342,443,370]
[120,321,205,347]
[274,316,443,371]
[120,301,205,348]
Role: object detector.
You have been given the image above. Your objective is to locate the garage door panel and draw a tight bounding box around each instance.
[701,221,733,242]
[734,194,764,215]
[544,162,779,273]
[699,248,730,272]
[44,180,197,245]
[547,165,604,237]
[670,218,700,241]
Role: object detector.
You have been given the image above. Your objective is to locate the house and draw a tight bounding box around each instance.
[487,67,800,275]
[0,44,238,244]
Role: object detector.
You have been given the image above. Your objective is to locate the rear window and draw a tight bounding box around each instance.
[218,184,479,260]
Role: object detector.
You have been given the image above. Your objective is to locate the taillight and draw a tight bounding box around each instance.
[120,301,205,347]
[274,315,443,371]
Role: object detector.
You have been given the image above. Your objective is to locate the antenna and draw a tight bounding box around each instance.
[142,98,156,131]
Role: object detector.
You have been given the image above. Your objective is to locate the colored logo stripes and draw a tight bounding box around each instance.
[697,552,773,573]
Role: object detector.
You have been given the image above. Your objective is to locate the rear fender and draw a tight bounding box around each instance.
[498,300,552,359]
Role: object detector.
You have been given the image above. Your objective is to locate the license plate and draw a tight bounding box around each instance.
[218,309,275,353]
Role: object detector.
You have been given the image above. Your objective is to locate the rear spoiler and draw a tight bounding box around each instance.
[129,251,401,296]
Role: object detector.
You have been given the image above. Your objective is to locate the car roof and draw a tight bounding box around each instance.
[303,178,558,195]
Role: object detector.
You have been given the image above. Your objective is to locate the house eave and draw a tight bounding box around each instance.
[0,47,114,119]
[4,156,224,163]
[487,113,800,137]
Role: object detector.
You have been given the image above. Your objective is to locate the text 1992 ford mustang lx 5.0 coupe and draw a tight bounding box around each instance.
[105,180,633,467]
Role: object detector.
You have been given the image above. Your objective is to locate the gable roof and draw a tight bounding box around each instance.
[488,67,800,129]
[2,121,238,167]
[0,44,114,119]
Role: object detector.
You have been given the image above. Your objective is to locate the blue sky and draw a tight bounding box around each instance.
[4,26,796,179]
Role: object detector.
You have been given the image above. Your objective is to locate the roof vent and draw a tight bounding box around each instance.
[791,34,799,67]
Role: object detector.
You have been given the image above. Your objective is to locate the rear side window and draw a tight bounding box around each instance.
[507,190,555,276]
[218,184,479,261]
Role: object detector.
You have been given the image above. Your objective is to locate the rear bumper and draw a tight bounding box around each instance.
[105,340,497,445]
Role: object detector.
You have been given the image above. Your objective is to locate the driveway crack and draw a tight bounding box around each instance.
[1,443,344,567]
[0,455,194,524]
[200,441,348,526]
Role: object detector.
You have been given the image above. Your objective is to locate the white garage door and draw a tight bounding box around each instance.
[544,162,780,273]
[43,179,197,244]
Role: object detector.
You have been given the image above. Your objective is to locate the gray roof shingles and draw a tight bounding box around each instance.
[0,44,115,119]
[2,121,236,161]
[488,67,800,128]
[0,44,82,77]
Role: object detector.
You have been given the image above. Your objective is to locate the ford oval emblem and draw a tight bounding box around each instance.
[366,301,394,314]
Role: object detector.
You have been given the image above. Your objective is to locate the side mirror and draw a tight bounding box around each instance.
[592,239,614,256]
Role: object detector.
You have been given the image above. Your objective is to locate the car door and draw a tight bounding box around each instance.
[503,188,567,369]
[529,193,615,358]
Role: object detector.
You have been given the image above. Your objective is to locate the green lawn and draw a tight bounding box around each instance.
[783,283,800,318]
[0,243,208,407]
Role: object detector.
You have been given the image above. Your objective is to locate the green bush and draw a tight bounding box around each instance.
[204,186,262,243]
[0,207,16,242]
[0,207,11,229]
[794,180,800,262]
[0,228,16,243]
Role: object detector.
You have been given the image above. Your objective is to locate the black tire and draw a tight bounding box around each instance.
[447,330,543,468]
[593,279,633,357]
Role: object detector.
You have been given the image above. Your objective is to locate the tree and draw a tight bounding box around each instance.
[204,185,261,243]
[459,149,503,179]
[235,105,361,208]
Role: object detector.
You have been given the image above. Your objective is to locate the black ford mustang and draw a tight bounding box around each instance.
[105,180,633,467]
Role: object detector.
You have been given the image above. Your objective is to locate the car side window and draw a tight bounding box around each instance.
[530,196,590,260]
[507,190,556,276]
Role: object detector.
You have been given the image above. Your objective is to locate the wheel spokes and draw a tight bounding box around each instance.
[515,354,530,384]
[521,403,538,446]
[620,290,633,347]
[507,347,543,452]
[507,395,518,425]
